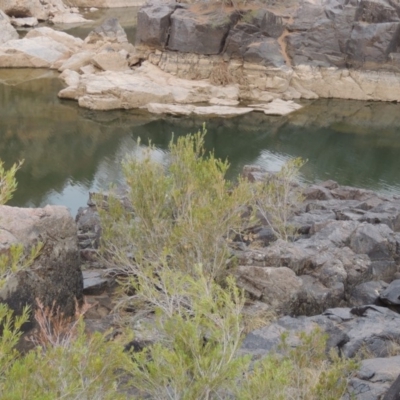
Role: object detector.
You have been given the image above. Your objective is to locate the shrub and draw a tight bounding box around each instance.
[254,157,305,241]
[98,125,254,285]
[0,159,23,205]
[0,306,129,400]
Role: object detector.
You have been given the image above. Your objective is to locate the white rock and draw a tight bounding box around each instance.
[51,13,90,24]
[0,10,18,45]
[146,103,254,117]
[59,69,80,87]
[59,50,95,72]
[91,51,130,72]
[59,62,240,111]
[249,99,303,116]
[80,64,99,74]
[64,0,144,7]
[10,17,39,27]
[0,37,68,68]
[209,98,240,106]
[26,27,83,52]
[89,8,99,12]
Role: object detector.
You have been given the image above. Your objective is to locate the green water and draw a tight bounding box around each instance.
[2,69,400,216]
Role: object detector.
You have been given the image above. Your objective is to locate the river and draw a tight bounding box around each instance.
[2,8,400,216]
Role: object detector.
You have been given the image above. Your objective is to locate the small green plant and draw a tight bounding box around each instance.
[0,242,43,290]
[125,267,250,399]
[0,160,23,205]
[0,303,129,400]
[254,157,306,241]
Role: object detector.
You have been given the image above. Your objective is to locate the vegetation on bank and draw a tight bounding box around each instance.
[0,129,358,399]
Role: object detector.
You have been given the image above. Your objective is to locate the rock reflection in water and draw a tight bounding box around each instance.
[2,71,400,216]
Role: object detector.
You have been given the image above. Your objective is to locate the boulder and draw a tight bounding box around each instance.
[242,305,400,359]
[10,17,38,27]
[85,18,128,45]
[0,0,84,23]
[355,0,400,23]
[349,280,388,306]
[349,222,397,261]
[0,10,18,45]
[136,3,178,49]
[243,38,285,67]
[91,50,130,72]
[235,266,302,314]
[167,8,235,55]
[380,279,400,306]
[0,37,70,68]
[346,356,400,400]
[347,22,400,65]
[59,62,240,111]
[0,205,83,328]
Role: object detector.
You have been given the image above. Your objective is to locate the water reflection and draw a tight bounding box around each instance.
[2,71,400,216]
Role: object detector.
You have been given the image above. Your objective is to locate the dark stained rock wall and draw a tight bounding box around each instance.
[136,0,400,70]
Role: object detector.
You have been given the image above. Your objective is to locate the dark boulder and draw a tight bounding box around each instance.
[355,0,400,23]
[349,280,388,306]
[243,38,285,67]
[0,205,83,330]
[380,279,400,306]
[135,3,179,49]
[346,22,400,65]
[167,8,236,55]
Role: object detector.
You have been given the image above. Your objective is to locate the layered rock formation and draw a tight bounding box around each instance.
[135,0,400,102]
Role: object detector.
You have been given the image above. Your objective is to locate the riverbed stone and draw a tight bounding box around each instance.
[0,205,83,329]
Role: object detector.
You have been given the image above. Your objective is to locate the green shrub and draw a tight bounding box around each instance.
[0,315,129,400]
[254,157,305,241]
[98,125,254,285]
[0,159,23,205]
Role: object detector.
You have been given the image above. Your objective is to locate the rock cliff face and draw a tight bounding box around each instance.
[135,0,400,102]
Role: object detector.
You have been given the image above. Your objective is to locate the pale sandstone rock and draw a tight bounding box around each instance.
[146,103,254,117]
[80,64,99,74]
[0,37,69,68]
[0,28,85,69]
[10,16,38,27]
[59,62,240,110]
[59,50,95,72]
[91,50,130,72]
[0,10,18,45]
[249,99,303,116]
[209,98,240,106]
[59,68,80,87]
[65,0,144,7]
[51,12,89,24]
[0,0,86,23]
[26,27,83,52]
